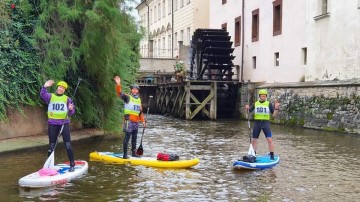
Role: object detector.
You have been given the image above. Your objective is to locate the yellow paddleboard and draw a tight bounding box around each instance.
[89,151,199,169]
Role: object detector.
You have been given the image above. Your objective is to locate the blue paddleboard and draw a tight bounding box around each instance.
[233,154,280,170]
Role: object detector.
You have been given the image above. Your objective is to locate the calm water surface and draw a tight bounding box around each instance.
[0,115,359,201]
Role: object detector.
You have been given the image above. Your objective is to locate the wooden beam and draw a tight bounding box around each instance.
[190,85,212,90]
[185,82,191,119]
[163,88,174,114]
[177,89,186,117]
[171,87,181,115]
[189,93,210,117]
[210,82,217,120]
[190,91,214,119]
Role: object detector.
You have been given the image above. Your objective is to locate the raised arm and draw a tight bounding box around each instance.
[114,76,129,102]
[40,80,54,104]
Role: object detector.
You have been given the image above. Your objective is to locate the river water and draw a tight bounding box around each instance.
[0,115,359,201]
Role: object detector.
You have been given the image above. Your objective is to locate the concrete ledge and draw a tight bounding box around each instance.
[0,129,106,153]
[258,79,360,88]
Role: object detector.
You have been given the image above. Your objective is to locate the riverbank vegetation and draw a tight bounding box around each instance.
[0,0,141,131]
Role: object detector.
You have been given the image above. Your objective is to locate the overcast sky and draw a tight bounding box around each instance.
[128,0,140,21]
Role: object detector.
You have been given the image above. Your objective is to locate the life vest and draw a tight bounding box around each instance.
[124,95,142,122]
[157,153,180,161]
[47,94,68,119]
[254,100,270,120]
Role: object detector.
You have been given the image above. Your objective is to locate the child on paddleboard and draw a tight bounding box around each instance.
[245,89,280,160]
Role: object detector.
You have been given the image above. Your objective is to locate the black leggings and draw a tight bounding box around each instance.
[123,130,138,156]
[48,124,74,164]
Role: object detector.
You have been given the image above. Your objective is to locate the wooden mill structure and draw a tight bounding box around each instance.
[142,29,240,120]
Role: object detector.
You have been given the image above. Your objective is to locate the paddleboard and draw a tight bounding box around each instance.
[18,160,88,188]
[89,151,199,169]
[233,154,280,170]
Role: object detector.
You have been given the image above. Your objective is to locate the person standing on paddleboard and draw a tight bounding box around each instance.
[40,80,76,172]
[245,89,280,160]
[114,76,146,159]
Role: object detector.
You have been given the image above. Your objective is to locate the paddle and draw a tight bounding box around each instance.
[246,89,256,156]
[43,78,82,168]
[136,95,153,156]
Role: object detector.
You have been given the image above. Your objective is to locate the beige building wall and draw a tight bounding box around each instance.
[137,0,210,62]
[193,0,209,29]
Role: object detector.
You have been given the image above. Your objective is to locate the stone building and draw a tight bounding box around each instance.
[136,0,209,59]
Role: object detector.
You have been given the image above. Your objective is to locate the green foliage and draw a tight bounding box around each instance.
[1,0,142,132]
[326,112,334,120]
[79,0,141,130]
[0,0,43,119]
[32,0,141,131]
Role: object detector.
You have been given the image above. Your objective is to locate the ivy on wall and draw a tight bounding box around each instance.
[0,0,43,120]
[0,0,142,132]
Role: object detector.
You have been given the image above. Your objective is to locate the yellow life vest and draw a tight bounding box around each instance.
[254,100,270,120]
[47,94,68,119]
[124,96,142,122]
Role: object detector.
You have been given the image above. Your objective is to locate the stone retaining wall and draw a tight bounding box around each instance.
[0,106,82,140]
[240,80,360,134]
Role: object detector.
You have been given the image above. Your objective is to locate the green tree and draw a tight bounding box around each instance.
[0,0,142,132]
[0,0,43,119]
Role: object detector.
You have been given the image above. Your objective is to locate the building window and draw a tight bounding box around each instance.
[221,23,227,30]
[168,0,172,14]
[168,34,172,50]
[314,0,330,20]
[150,9,152,24]
[274,52,279,66]
[321,0,328,14]
[158,3,161,20]
[181,0,184,8]
[154,41,157,56]
[252,56,257,69]
[180,30,184,42]
[175,32,178,49]
[187,27,191,45]
[154,6,157,22]
[162,37,165,54]
[163,0,165,17]
[234,16,241,46]
[174,0,178,11]
[222,0,226,5]
[273,0,282,36]
[252,9,259,42]
[302,48,307,65]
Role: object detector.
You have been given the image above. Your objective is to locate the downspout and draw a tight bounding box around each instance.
[172,0,174,58]
[145,0,150,57]
[240,0,245,82]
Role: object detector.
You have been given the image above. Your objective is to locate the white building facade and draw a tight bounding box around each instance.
[137,0,209,59]
[210,0,307,83]
[210,0,360,83]
[306,0,360,81]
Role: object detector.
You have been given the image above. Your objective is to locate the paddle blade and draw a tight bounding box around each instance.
[136,145,143,156]
[43,151,55,168]
[248,144,256,156]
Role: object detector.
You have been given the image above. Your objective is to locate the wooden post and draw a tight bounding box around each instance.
[210,82,217,120]
[178,88,186,118]
[163,88,174,115]
[171,86,181,116]
[185,81,191,119]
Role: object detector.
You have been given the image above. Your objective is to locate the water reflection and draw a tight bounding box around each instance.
[0,115,359,201]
